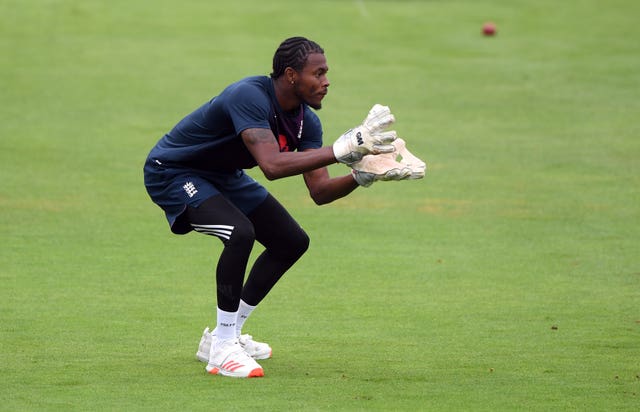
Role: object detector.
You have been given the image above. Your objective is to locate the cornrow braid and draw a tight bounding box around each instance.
[270,37,324,79]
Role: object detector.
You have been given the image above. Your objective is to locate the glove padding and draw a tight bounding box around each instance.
[352,138,426,187]
[333,104,397,165]
[391,137,426,180]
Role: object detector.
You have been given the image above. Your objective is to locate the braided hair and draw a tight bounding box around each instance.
[270,37,324,79]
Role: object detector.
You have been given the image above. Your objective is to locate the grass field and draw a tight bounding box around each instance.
[1,0,639,410]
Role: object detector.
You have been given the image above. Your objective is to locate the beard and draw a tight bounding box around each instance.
[296,86,324,110]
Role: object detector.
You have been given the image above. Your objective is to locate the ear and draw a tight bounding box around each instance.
[284,67,297,85]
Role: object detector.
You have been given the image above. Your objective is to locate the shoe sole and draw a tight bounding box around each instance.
[206,365,264,378]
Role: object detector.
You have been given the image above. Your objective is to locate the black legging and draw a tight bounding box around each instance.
[186,194,310,312]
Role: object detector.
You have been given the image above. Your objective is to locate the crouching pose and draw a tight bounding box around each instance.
[143,36,423,378]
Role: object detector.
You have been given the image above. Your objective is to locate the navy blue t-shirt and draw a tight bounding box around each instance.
[147,76,324,172]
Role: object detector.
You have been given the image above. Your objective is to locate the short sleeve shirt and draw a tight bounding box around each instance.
[147,76,324,172]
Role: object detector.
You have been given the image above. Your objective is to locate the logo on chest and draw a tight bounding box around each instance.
[278,134,291,152]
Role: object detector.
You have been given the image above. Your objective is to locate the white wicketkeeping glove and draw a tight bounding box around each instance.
[332,104,397,165]
[391,138,426,180]
[351,138,426,187]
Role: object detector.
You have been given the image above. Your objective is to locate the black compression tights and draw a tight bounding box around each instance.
[185,194,310,312]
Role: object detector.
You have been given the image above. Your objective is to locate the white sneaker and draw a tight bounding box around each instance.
[239,334,273,360]
[206,338,264,378]
[196,327,273,362]
[196,327,213,362]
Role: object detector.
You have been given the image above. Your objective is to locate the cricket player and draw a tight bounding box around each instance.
[143,36,424,378]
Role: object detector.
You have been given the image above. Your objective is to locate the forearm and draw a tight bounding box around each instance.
[304,170,359,205]
[242,128,338,180]
[260,146,337,180]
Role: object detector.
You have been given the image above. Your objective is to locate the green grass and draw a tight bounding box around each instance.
[1,0,639,410]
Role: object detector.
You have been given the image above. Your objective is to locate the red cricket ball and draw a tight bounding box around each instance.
[483,22,497,36]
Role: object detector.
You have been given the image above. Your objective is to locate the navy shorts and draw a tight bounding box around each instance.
[143,158,268,234]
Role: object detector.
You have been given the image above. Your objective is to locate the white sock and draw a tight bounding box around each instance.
[214,308,237,341]
[236,300,256,337]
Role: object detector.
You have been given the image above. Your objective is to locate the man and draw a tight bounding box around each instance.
[144,36,422,378]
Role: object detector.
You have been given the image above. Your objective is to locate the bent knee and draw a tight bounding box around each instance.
[296,229,310,256]
[274,228,310,261]
[226,223,256,248]
[191,219,255,249]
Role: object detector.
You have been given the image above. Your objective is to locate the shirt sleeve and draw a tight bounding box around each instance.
[225,82,272,135]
